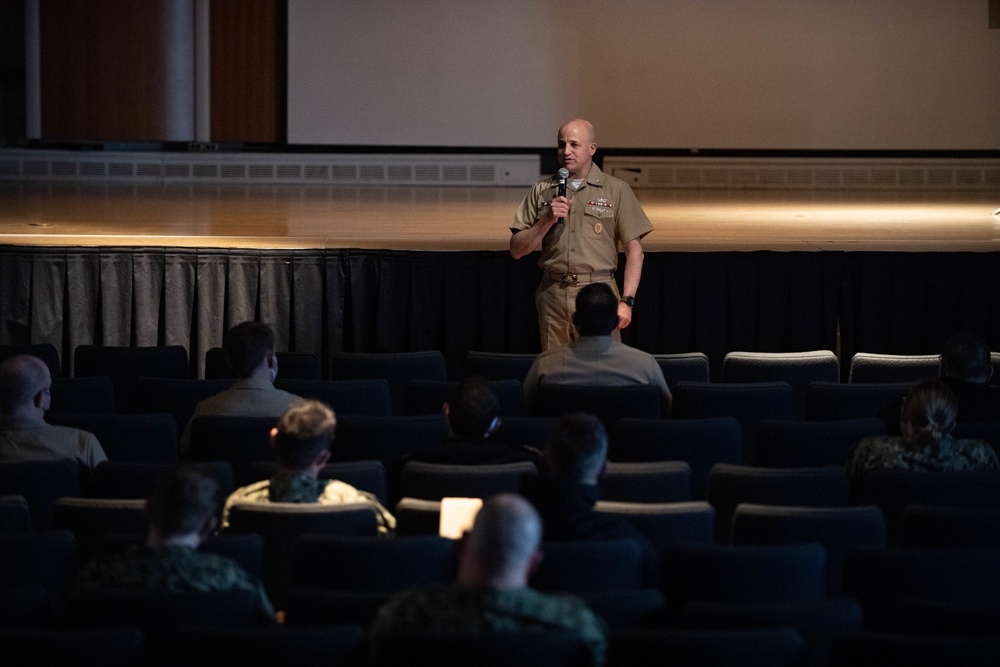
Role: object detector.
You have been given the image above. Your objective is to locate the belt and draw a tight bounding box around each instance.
[546,270,614,286]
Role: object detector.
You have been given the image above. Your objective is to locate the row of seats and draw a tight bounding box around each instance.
[11,342,1000,390]
[13,621,985,667]
[5,524,1000,666]
[8,455,1000,555]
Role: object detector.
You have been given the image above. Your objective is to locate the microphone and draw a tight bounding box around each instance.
[556,167,569,223]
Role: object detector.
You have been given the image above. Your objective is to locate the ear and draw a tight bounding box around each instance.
[269,427,278,449]
[199,515,219,539]
[314,449,331,468]
[527,548,544,577]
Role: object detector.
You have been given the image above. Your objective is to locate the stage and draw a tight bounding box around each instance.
[1,180,999,380]
[1,182,998,252]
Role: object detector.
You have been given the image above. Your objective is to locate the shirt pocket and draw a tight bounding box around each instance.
[584,203,613,219]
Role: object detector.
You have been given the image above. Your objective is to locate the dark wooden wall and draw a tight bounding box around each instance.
[210,0,287,143]
[37,0,285,144]
[39,0,195,142]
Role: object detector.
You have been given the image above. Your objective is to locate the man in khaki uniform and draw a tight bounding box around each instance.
[510,119,653,351]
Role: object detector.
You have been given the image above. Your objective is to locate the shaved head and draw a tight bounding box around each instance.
[460,494,542,587]
[0,355,51,414]
[559,118,595,144]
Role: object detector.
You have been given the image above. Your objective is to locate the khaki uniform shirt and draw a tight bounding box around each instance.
[523,336,670,409]
[0,415,108,469]
[179,378,301,454]
[511,163,653,275]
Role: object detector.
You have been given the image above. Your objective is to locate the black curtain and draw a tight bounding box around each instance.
[2,245,998,380]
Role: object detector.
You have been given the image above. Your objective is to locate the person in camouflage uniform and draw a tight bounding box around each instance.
[63,464,276,624]
[370,493,608,665]
[847,380,999,481]
[222,399,395,533]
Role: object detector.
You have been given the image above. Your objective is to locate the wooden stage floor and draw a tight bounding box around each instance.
[1,182,998,252]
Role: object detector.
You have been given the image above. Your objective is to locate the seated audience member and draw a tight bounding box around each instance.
[180,321,301,454]
[222,399,395,533]
[370,493,607,666]
[847,381,999,481]
[0,354,107,468]
[939,332,1000,423]
[63,464,275,624]
[528,412,660,587]
[522,283,671,413]
[405,376,540,466]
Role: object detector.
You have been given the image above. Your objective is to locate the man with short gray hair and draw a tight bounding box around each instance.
[0,354,106,469]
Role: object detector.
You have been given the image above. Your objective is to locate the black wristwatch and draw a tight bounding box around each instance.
[621,295,635,307]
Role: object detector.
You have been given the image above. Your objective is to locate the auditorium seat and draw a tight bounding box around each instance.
[670,382,796,464]
[50,497,148,561]
[493,416,557,450]
[0,459,83,530]
[705,464,850,543]
[225,502,382,605]
[722,350,840,418]
[275,378,393,416]
[530,539,644,593]
[0,628,145,667]
[600,461,692,503]
[205,347,322,381]
[847,352,940,384]
[829,631,1000,667]
[0,530,78,601]
[290,535,457,593]
[851,468,1000,544]
[331,413,450,481]
[74,345,191,412]
[463,351,536,382]
[753,418,886,467]
[610,418,743,500]
[660,542,827,611]
[653,352,712,385]
[682,598,863,667]
[328,351,447,415]
[186,415,276,486]
[48,376,117,415]
[402,378,527,417]
[397,461,538,502]
[594,500,715,551]
[163,625,367,667]
[392,497,443,536]
[371,628,596,667]
[805,381,911,431]
[608,627,806,667]
[896,504,1000,548]
[131,377,233,432]
[46,412,179,463]
[0,494,32,533]
[841,546,1000,632]
[86,461,235,503]
[532,384,663,427]
[730,503,886,595]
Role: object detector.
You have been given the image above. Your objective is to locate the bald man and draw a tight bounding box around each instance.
[371,493,607,664]
[0,354,107,468]
[511,119,653,350]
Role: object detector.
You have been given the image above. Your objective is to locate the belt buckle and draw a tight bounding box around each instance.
[560,272,578,286]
